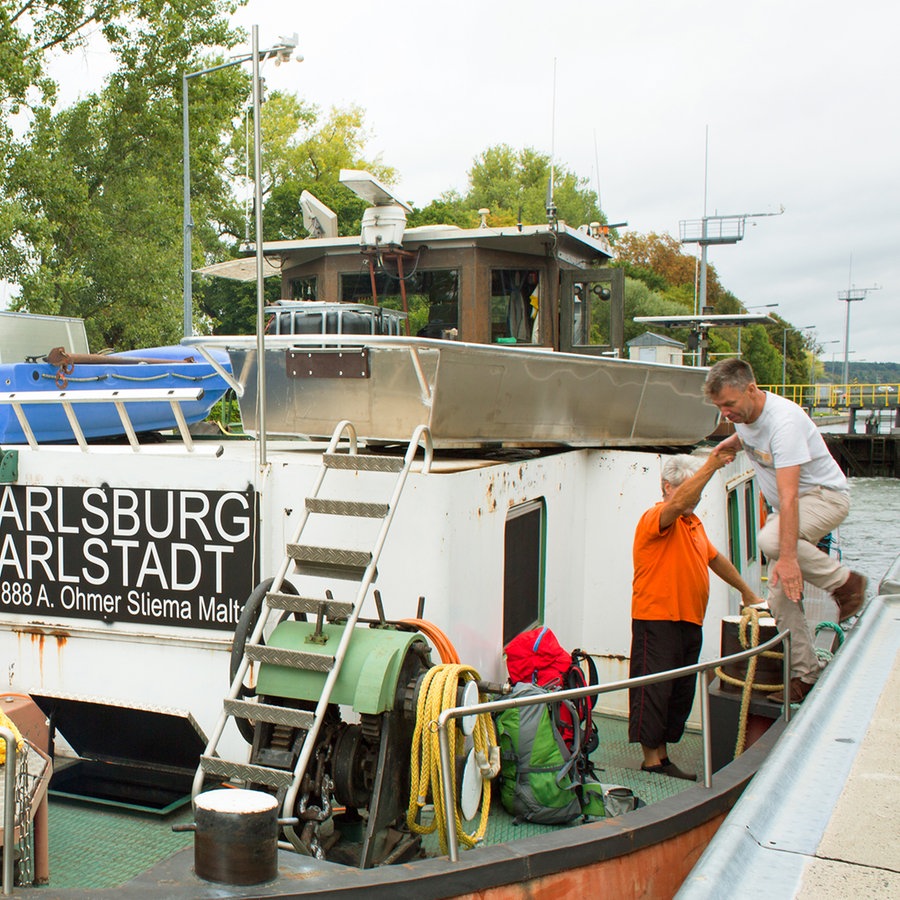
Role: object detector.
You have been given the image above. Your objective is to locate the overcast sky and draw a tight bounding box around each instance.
[54,0,900,364]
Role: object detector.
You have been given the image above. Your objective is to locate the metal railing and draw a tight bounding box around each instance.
[761,383,900,409]
[437,628,793,861]
[0,727,16,895]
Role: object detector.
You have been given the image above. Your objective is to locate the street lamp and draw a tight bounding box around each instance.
[182,32,299,337]
[816,338,840,383]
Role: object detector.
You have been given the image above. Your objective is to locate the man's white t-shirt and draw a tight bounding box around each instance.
[734,392,848,510]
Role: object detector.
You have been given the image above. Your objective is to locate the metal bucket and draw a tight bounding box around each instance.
[190,789,279,885]
[719,614,782,692]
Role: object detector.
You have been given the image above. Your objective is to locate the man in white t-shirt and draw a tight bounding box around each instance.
[703,359,867,705]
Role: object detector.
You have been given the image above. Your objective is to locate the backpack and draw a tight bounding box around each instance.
[495,682,605,824]
[504,627,599,754]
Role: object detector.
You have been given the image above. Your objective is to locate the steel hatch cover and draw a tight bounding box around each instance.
[29,691,208,771]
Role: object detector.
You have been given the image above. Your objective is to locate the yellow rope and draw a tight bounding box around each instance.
[0,711,24,765]
[714,607,784,757]
[407,664,497,854]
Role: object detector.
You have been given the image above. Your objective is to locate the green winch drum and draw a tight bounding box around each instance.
[255,621,428,714]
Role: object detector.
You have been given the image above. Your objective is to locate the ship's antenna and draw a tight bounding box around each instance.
[593,129,602,215]
[546,57,557,223]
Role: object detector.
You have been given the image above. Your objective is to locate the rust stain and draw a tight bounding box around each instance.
[484,478,497,513]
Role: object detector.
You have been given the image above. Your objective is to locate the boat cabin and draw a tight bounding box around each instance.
[200,170,626,357]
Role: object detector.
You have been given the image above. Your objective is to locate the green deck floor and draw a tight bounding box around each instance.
[37,715,703,891]
[421,714,703,849]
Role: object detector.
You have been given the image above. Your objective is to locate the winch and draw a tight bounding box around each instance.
[245,619,436,867]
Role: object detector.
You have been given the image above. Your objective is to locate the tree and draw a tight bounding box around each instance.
[0,2,246,349]
[197,97,399,334]
[413,144,602,229]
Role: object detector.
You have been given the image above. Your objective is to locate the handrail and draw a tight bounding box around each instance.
[281,422,434,820]
[0,727,16,895]
[437,627,793,862]
[760,383,900,409]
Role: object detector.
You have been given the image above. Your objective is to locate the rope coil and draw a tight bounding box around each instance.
[714,606,784,757]
[407,664,498,854]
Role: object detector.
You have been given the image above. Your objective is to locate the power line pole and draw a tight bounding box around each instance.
[838,284,879,387]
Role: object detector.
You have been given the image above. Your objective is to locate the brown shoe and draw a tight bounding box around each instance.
[832,571,867,622]
[768,677,815,705]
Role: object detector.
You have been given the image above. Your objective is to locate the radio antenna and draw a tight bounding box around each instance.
[546,57,557,223]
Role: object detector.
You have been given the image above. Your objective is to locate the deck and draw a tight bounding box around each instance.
[26,715,704,894]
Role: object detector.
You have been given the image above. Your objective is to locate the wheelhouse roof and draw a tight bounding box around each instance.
[197,221,615,282]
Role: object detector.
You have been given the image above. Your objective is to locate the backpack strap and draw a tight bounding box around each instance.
[567,649,599,756]
[530,626,550,684]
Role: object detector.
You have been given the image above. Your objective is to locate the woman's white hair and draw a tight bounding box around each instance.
[661,454,702,489]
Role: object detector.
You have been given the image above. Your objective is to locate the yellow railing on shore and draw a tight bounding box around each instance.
[760,384,900,409]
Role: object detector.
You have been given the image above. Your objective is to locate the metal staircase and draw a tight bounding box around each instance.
[192,419,433,828]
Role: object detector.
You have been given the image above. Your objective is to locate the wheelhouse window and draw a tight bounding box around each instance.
[491,270,541,344]
[571,281,612,347]
[339,266,459,337]
[502,499,546,646]
[289,276,317,301]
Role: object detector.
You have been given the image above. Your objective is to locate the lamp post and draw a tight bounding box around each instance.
[816,339,840,383]
[182,32,298,338]
[739,302,779,356]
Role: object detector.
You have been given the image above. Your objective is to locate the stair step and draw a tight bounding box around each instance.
[324,452,404,473]
[266,592,354,619]
[224,699,315,730]
[287,544,372,580]
[245,643,335,673]
[200,755,294,791]
[305,497,389,518]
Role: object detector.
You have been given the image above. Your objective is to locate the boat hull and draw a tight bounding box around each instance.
[226,337,719,447]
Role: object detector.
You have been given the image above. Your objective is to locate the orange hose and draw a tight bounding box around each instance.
[398,618,460,664]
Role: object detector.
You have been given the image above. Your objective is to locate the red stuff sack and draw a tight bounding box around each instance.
[504,627,572,688]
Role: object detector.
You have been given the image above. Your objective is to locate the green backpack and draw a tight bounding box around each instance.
[496,682,605,824]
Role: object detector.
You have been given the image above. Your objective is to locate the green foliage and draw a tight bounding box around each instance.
[0,1,245,349]
[743,326,786,384]
[823,360,900,384]
[414,144,602,228]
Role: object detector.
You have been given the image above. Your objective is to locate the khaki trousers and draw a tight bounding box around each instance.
[758,487,850,683]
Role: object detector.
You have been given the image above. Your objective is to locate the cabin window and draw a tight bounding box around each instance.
[290,276,317,301]
[744,482,758,565]
[491,270,541,343]
[339,266,459,337]
[727,488,742,570]
[571,281,612,347]
[502,499,546,646]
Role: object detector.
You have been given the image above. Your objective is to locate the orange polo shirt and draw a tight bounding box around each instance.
[631,502,718,626]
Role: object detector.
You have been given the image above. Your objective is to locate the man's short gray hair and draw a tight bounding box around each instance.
[661,454,702,489]
[703,358,756,398]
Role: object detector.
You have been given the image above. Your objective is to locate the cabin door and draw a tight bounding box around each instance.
[559,268,625,357]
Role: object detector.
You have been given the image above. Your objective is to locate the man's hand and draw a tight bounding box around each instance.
[770,557,804,602]
[715,433,743,454]
[709,442,738,469]
[739,589,765,608]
